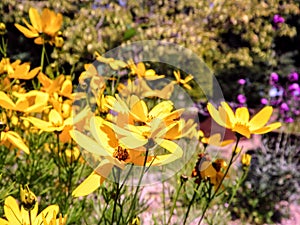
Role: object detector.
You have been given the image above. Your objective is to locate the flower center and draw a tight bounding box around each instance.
[232,122,250,138]
[113,146,129,161]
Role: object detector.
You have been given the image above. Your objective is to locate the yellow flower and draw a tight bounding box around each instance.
[15,7,63,45]
[0,22,6,35]
[207,102,281,138]
[20,185,36,211]
[0,58,21,75]
[0,91,49,113]
[200,159,228,188]
[117,78,174,99]
[0,130,29,154]
[128,59,165,80]
[241,153,252,167]
[198,130,234,147]
[0,196,66,225]
[95,51,127,70]
[172,70,193,90]
[8,63,40,80]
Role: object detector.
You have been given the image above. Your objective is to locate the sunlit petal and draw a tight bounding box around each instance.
[248,106,273,130]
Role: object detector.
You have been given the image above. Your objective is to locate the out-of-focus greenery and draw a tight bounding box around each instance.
[229,132,300,224]
[1,0,299,79]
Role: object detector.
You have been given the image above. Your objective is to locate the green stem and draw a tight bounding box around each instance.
[197,135,241,225]
[111,166,121,223]
[227,167,249,206]
[40,42,45,73]
[125,148,149,223]
[183,182,201,225]
[167,181,184,224]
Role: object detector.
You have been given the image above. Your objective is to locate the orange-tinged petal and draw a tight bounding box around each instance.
[207,103,226,127]
[130,100,148,122]
[4,196,22,225]
[34,36,44,45]
[25,66,41,80]
[252,122,281,134]
[200,161,216,178]
[0,91,16,110]
[29,7,42,32]
[8,63,30,79]
[248,106,273,130]
[90,117,115,154]
[14,24,39,38]
[235,107,249,124]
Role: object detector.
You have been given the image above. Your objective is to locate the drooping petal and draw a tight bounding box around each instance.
[6,131,30,154]
[4,196,22,225]
[248,106,273,131]
[0,91,16,110]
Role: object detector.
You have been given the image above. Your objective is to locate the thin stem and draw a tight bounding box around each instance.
[197,135,241,225]
[29,210,32,225]
[40,42,45,73]
[111,167,121,223]
[125,149,149,223]
[167,181,184,224]
[183,182,201,225]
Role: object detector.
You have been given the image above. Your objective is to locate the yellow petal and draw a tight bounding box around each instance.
[119,135,148,149]
[248,106,273,130]
[35,205,59,225]
[72,171,107,197]
[252,122,281,134]
[0,218,9,225]
[200,162,216,178]
[130,100,148,122]
[4,196,22,225]
[49,109,63,127]
[14,24,39,38]
[25,66,41,80]
[6,131,30,154]
[8,63,30,79]
[207,102,226,127]
[155,138,183,159]
[29,7,42,32]
[235,107,249,124]
[69,130,111,156]
[0,91,16,110]
[90,117,115,154]
[220,102,235,125]
[20,203,38,224]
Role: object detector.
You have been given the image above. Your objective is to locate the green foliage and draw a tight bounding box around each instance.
[229,132,300,224]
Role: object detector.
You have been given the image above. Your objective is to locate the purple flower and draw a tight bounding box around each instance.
[238,79,246,85]
[280,102,289,112]
[284,117,294,123]
[270,72,279,84]
[237,94,247,104]
[288,72,298,82]
[288,83,299,92]
[261,98,268,105]
[273,14,285,24]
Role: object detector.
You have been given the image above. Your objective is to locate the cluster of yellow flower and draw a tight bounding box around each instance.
[0,6,282,224]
